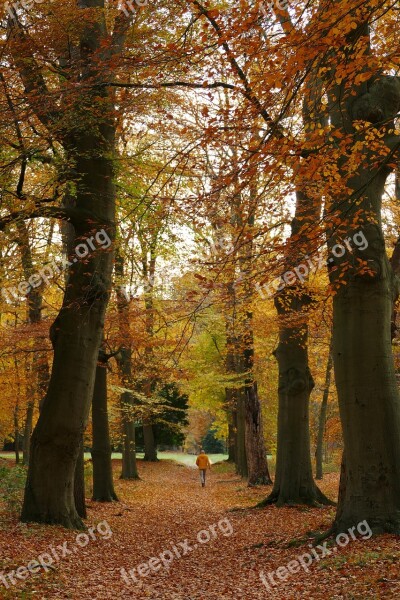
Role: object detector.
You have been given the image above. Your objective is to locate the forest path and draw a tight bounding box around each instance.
[0,460,397,599]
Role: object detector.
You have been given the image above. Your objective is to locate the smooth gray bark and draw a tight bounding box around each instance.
[19,1,118,528]
[92,351,119,501]
[315,344,333,480]
[325,18,400,532]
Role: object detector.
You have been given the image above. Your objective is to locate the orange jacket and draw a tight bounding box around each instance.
[196,454,211,469]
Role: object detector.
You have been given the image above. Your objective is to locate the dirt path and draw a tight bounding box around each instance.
[1,460,399,599]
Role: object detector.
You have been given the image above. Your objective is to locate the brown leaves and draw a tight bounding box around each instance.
[0,461,397,599]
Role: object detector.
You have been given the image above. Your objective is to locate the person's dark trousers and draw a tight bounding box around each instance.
[199,469,206,487]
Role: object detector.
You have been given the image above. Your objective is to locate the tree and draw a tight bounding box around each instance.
[6,0,132,528]
[115,254,139,481]
[315,339,333,480]
[321,1,400,533]
[91,348,119,502]
[153,383,189,449]
[201,428,225,454]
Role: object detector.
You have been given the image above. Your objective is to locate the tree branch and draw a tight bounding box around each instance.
[0,204,107,232]
[7,13,60,131]
[101,80,236,91]
[190,0,276,128]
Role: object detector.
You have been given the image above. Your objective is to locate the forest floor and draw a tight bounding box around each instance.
[0,459,400,599]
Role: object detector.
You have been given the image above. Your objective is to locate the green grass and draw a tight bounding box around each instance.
[151,452,229,467]
[0,451,229,468]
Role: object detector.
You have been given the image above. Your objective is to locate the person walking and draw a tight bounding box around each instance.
[196,449,211,487]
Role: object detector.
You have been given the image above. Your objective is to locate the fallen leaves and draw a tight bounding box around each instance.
[0,461,399,599]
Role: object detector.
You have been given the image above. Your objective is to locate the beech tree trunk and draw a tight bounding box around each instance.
[225,328,247,477]
[141,240,158,462]
[225,214,269,483]
[143,424,157,462]
[8,0,133,529]
[243,333,272,486]
[19,8,116,527]
[14,402,20,465]
[324,15,400,533]
[331,225,400,532]
[315,344,333,480]
[239,194,271,486]
[22,401,34,466]
[225,287,247,476]
[264,68,332,505]
[74,441,87,519]
[115,256,139,480]
[227,411,236,463]
[265,291,332,505]
[121,406,139,480]
[236,391,248,478]
[92,351,118,501]
[390,236,400,341]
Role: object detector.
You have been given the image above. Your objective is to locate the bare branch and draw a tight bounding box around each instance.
[0,204,106,232]
[102,80,236,91]
[190,0,276,128]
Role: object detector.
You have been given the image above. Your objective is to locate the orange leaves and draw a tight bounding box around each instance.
[0,460,398,598]
[207,8,220,20]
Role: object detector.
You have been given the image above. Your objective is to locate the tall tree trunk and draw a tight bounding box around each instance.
[264,291,331,505]
[22,401,34,466]
[120,400,139,480]
[115,255,139,480]
[10,1,130,528]
[315,342,333,480]
[331,224,400,532]
[264,70,332,505]
[324,13,400,533]
[14,402,20,465]
[243,331,272,486]
[227,410,236,463]
[226,330,247,477]
[390,236,400,341]
[74,441,87,519]
[237,180,272,486]
[236,390,248,478]
[140,242,158,462]
[20,93,115,531]
[225,285,247,475]
[143,424,157,461]
[225,232,268,483]
[92,350,118,501]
